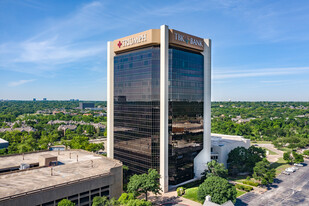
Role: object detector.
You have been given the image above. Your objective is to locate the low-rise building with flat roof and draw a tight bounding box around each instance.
[211,133,250,167]
[0,150,122,206]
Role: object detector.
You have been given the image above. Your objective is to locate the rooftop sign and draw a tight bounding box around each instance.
[169,29,204,51]
[113,28,204,53]
[113,29,160,53]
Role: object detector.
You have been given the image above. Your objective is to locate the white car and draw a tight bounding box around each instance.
[291,166,299,170]
[285,168,296,173]
[294,163,304,167]
[282,171,290,175]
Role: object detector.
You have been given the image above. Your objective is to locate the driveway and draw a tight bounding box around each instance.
[255,143,284,163]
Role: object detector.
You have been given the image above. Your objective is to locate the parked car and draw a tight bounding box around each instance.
[282,171,290,175]
[285,168,296,173]
[291,166,299,170]
[294,163,304,167]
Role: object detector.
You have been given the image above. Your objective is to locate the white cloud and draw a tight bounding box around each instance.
[8,79,36,87]
[213,67,309,80]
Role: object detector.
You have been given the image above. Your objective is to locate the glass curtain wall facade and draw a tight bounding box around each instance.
[114,47,161,175]
[114,46,204,185]
[168,48,204,185]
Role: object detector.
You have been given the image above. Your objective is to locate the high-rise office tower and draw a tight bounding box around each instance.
[107,25,211,192]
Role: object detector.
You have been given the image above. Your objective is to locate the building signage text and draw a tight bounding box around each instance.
[118,34,147,48]
[174,32,203,48]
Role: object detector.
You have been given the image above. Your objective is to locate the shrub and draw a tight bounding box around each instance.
[197,176,237,204]
[242,180,259,187]
[118,193,135,205]
[303,150,309,156]
[126,199,152,206]
[177,187,185,196]
[235,184,253,192]
[57,199,75,206]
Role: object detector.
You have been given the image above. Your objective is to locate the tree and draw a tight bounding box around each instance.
[118,193,135,205]
[92,196,109,206]
[292,151,304,163]
[283,152,293,163]
[227,146,266,175]
[283,151,304,164]
[303,150,309,156]
[58,199,75,206]
[253,158,276,185]
[201,160,228,181]
[197,176,237,204]
[127,169,161,201]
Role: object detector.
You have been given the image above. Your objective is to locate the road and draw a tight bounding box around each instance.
[236,160,309,206]
[255,143,284,163]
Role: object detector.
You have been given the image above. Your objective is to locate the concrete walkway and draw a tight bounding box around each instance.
[147,190,202,206]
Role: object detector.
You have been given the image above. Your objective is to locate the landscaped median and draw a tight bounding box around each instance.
[181,184,246,204]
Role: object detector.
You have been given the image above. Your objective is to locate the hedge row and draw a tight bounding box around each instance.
[235,184,253,192]
[242,180,259,187]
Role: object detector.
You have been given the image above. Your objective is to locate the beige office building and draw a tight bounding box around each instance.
[107,25,211,192]
[0,150,122,206]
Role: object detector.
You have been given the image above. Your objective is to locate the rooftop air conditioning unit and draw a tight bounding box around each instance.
[20,163,30,170]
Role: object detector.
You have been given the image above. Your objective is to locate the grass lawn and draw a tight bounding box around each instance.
[228,175,247,182]
[266,149,278,155]
[183,187,203,204]
[251,140,272,144]
[278,147,292,153]
[270,157,290,175]
[236,189,247,197]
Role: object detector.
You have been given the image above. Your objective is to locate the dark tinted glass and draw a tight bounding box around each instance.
[168,48,204,185]
[114,47,160,175]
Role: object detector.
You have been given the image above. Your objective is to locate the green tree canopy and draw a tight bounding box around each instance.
[127,169,161,201]
[253,158,276,185]
[197,176,237,204]
[57,199,75,206]
[92,196,110,206]
[201,160,228,180]
[227,146,266,175]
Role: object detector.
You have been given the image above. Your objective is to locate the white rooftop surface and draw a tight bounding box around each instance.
[0,150,121,199]
[211,133,249,145]
[0,138,8,144]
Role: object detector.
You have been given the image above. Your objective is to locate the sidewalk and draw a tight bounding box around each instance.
[147,190,202,206]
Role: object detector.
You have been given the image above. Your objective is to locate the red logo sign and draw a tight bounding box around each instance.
[117,41,122,48]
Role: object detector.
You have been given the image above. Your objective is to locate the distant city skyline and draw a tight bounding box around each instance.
[1,0,309,101]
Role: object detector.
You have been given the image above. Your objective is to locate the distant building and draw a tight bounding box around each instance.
[211,133,250,167]
[49,145,66,151]
[0,138,9,149]
[33,98,36,101]
[43,98,47,101]
[57,125,77,132]
[0,150,122,206]
[0,127,36,133]
[79,102,95,109]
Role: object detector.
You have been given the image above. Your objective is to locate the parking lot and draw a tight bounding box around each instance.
[236,160,309,206]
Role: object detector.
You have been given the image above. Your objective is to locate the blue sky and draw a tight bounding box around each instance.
[0,0,309,101]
